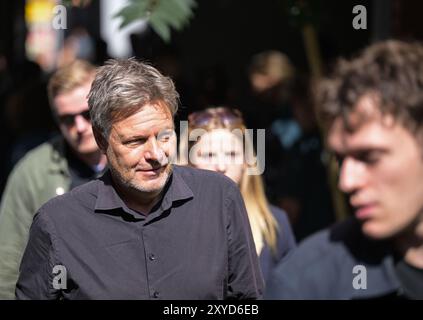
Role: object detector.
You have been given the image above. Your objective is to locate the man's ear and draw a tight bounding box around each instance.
[92,127,108,154]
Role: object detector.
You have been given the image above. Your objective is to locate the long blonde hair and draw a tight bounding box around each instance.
[179,107,280,256]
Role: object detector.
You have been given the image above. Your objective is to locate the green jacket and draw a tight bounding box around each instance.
[0,136,71,299]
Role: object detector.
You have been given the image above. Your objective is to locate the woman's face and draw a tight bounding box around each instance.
[190,129,245,184]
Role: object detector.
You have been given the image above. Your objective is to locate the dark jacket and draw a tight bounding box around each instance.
[265,217,402,299]
[259,205,296,286]
[0,136,70,299]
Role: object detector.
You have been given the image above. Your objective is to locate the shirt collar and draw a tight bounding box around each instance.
[94,166,194,216]
[94,170,130,212]
[159,165,194,212]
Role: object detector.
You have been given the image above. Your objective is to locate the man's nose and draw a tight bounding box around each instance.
[74,114,89,133]
[144,138,164,162]
[338,157,364,193]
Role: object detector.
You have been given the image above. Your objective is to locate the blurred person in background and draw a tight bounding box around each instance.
[266,40,423,299]
[276,76,336,241]
[57,26,110,68]
[180,106,296,286]
[2,59,55,186]
[0,60,106,299]
[245,51,335,241]
[243,51,301,217]
[244,50,298,132]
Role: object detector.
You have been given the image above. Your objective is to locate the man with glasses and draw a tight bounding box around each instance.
[0,60,107,299]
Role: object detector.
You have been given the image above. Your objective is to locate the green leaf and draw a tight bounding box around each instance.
[62,0,91,8]
[113,0,151,29]
[114,0,197,42]
[149,15,171,42]
[151,0,194,30]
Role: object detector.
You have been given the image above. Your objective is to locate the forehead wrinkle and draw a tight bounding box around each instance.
[117,120,173,138]
[112,104,173,137]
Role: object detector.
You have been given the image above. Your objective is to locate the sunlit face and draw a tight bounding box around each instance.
[328,95,423,240]
[191,129,245,184]
[54,81,98,154]
[101,103,176,199]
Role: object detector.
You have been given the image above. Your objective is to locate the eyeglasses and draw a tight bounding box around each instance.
[57,110,91,126]
[188,107,243,127]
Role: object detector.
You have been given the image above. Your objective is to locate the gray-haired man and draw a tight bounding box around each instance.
[16,58,263,300]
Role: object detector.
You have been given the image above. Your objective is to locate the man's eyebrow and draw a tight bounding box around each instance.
[332,147,388,158]
[120,135,147,142]
[119,127,175,140]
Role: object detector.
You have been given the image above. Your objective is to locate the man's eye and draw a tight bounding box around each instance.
[159,134,171,142]
[125,139,145,145]
[158,130,174,142]
[361,153,380,164]
[356,151,381,164]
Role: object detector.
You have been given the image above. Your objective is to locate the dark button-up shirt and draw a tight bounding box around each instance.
[16,166,264,300]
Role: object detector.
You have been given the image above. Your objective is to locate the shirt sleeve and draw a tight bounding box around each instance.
[225,185,264,299]
[15,210,61,300]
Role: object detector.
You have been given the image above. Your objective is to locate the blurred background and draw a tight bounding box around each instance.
[0,0,422,241]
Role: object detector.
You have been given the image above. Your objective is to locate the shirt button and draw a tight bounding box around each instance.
[149,254,156,261]
[153,291,160,298]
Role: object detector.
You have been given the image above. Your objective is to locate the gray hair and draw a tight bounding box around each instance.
[88,58,179,138]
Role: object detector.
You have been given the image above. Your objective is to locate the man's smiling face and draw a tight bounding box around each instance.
[101,102,176,199]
